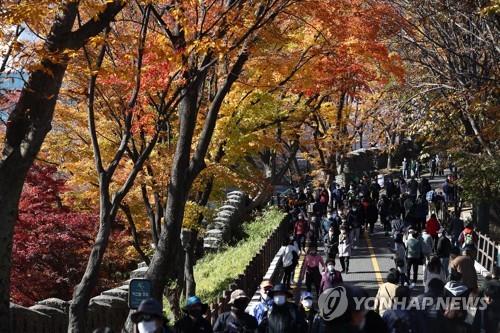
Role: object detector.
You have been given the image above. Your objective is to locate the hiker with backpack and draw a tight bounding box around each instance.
[319,259,343,293]
[458,223,478,253]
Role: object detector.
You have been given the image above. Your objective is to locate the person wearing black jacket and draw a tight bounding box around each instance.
[213,290,257,333]
[174,296,212,333]
[436,229,452,279]
[323,226,339,262]
[260,284,307,333]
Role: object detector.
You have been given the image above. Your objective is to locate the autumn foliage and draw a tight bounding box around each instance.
[11,163,134,306]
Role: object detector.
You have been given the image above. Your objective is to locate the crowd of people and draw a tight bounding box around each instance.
[106,163,499,333]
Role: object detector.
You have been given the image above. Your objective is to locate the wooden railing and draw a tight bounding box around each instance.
[208,213,291,324]
[476,231,499,276]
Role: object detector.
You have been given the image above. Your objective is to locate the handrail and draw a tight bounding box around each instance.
[476,231,499,276]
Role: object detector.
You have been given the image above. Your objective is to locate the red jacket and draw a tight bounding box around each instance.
[426,217,440,237]
[294,219,309,235]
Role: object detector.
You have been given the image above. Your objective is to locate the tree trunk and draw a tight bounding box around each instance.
[68,178,115,333]
[145,73,201,302]
[0,2,124,329]
[182,229,198,298]
[0,22,74,333]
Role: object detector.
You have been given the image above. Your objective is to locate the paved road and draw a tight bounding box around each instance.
[249,172,480,309]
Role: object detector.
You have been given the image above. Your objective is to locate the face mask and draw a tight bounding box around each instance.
[138,320,159,333]
[352,208,357,212]
[233,299,247,311]
[188,309,202,319]
[274,295,286,306]
[301,299,313,309]
[327,265,335,272]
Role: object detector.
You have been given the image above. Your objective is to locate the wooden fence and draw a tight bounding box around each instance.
[208,213,291,324]
[476,231,500,276]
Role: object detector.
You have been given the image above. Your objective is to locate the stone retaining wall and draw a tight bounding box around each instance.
[10,190,256,332]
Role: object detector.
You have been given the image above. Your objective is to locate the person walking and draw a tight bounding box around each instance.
[393,233,409,285]
[374,269,400,317]
[320,259,343,293]
[443,270,470,331]
[366,199,378,234]
[304,246,324,295]
[402,158,409,179]
[405,229,424,288]
[429,157,437,179]
[436,229,452,279]
[408,177,418,200]
[458,223,478,252]
[174,296,212,333]
[450,248,478,291]
[378,194,391,236]
[423,256,446,293]
[338,225,352,274]
[426,213,441,249]
[298,292,317,333]
[252,281,274,326]
[280,238,298,289]
[421,229,433,263]
[448,212,464,247]
[294,214,308,253]
[261,284,307,333]
[323,226,339,263]
[132,298,173,333]
[213,290,258,333]
[346,205,363,249]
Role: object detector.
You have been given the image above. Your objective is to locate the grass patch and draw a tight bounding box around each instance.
[194,207,286,304]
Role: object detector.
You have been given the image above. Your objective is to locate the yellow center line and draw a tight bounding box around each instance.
[364,231,384,287]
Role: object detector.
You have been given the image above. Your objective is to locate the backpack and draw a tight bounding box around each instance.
[426,190,435,202]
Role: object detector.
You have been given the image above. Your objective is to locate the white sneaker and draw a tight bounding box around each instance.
[410,283,415,289]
